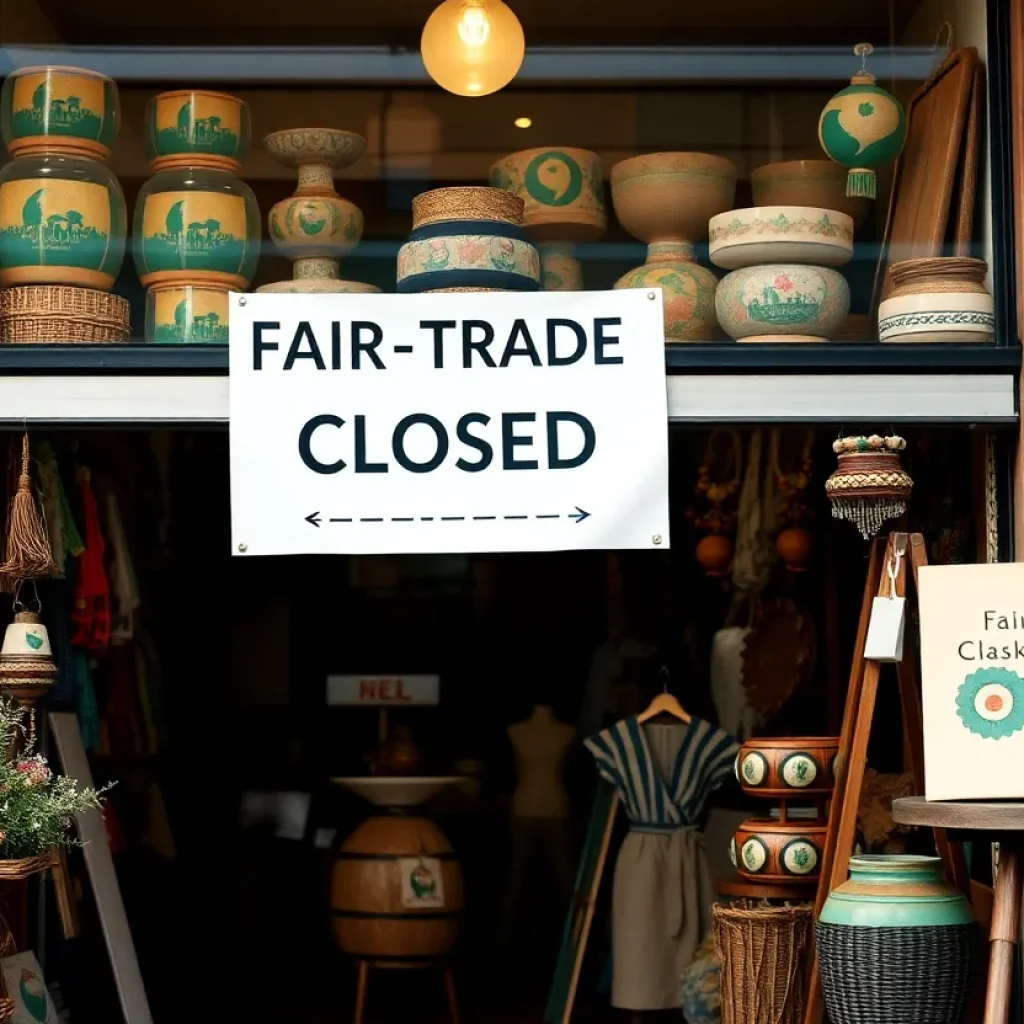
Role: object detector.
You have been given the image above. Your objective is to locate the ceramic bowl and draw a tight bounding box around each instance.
[750,160,871,227]
[734,736,840,798]
[709,206,853,270]
[330,776,465,807]
[611,152,737,245]
[264,127,365,171]
[716,264,850,343]
[732,816,826,884]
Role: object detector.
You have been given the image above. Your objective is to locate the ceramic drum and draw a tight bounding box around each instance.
[0,154,126,290]
[145,90,250,172]
[397,187,540,293]
[133,167,261,290]
[734,736,840,799]
[145,283,230,343]
[732,817,826,884]
[1,65,120,161]
[715,264,850,343]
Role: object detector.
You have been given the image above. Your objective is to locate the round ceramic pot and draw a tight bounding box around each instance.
[776,526,813,571]
[268,194,363,260]
[709,206,853,270]
[489,147,606,242]
[145,90,250,172]
[751,160,870,227]
[614,243,719,342]
[133,167,261,290]
[878,256,995,343]
[397,187,540,294]
[536,243,584,291]
[716,264,849,342]
[732,816,826,884]
[817,855,977,1024]
[1,65,119,161]
[0,154,126,290]
[734,736,839,799]
[145,283,230,343]
[1,618,52,658]
[611,152,736,246]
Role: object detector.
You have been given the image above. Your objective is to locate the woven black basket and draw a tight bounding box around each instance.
[816,921,977,1024]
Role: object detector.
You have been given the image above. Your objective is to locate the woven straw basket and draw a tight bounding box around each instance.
[0,286,131,344]
[713,901,813,1024]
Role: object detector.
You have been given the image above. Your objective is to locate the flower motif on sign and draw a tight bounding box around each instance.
[955,667,1024,740]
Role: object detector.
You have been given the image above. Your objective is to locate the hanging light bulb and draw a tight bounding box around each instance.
[421,0,525,98]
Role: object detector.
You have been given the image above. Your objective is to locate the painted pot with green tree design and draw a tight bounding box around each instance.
[133,166,260,290]
[145,89,249,173]
[488,147,605,291]
[0,153,126,290]
[610,152,736,341]
[258,127,379,295]
[144,283,231,344]
[1,65,120,162]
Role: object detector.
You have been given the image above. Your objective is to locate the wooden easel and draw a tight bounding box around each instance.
[803,532,973,1024]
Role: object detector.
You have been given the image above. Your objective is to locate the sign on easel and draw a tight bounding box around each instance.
[229,290,670,556]
[919,562,1024,800]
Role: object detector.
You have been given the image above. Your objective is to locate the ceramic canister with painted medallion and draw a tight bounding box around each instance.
[733,816,826,884]
[145,90,250,172]
[488,147,606,242]
[734,736,840,799]
[0,154,126,290]
[1,66,120,161]
[268,194,363,261]
[133,167,261,290]
[145,283,230,344]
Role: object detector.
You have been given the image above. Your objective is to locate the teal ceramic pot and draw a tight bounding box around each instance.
[716,263,849,342]
[817,856,976,1024]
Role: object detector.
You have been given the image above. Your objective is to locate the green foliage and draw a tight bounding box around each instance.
[0,697,110,858]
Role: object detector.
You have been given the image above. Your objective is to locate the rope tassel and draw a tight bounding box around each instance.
[1,434,58,581]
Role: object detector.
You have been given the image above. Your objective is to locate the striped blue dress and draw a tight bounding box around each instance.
[584,715,738,1010]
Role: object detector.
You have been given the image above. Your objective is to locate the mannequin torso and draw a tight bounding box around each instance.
[507,704,575,819]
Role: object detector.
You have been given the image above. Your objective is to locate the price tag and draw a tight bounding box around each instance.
[865,542,906,662]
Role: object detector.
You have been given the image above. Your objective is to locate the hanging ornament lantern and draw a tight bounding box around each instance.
[826,434,913,539]
[696,533,733,577]
[0,606,57,746]
[776,527,813,571]
[818,43,907,199]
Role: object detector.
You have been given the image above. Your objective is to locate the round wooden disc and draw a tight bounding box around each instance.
[892,796,1024,832]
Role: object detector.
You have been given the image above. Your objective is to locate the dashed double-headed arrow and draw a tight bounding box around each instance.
[305,507,591,527]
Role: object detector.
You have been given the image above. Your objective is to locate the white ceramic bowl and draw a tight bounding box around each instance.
[709,206,854,270]
[877,290,995,343]
[330,776,465,807]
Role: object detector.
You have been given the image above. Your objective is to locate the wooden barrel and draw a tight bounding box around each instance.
[330,815,463,963]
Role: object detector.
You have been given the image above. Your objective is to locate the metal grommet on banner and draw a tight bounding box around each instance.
[238,296,247,306]
[238,543,248,553]
[647,292,656,300]
[652,535,663,546]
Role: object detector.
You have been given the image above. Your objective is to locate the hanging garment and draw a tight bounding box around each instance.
[104,492,140,643]
[584,716,738,1011]
[71,467,110,651]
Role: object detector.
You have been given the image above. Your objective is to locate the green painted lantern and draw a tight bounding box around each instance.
[818,43,907,200]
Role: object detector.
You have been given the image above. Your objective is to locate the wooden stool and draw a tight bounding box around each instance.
[893,797,1023,1024]
[353,959,458,1024]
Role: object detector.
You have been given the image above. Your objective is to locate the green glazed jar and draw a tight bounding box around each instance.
[817,855,976,1024]
[1,65,119,161]
[0,153,126,290]
[133,167,260,290]
[144,90,249,173]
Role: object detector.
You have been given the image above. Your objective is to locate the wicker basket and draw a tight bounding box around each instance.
[0,286,131,344]
[0,850,57,881]
[816,920,976,1024]
[713,901,813,1024]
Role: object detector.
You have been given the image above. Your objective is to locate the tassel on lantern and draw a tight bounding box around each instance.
[1,435,58,581]
[825,434,913,539]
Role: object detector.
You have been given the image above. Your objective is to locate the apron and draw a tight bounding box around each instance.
[585,716,738,1011]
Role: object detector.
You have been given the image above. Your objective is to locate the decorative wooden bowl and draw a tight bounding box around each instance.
[732,815,827,884]
[734,736,840,798]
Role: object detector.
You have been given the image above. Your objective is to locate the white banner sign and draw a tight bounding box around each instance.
[327,674,440,706]
[229,289,669,556]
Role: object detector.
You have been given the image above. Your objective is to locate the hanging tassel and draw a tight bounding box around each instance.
[846,167,876,199]
[1,435,57,581]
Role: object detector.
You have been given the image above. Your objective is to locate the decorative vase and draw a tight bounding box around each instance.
[715,264,850,343]
[817,855,977,1024]
[732,816,826,884]
[145,283,230,343]
[145,89,249,173]
[258,127,379,295]
[751,161,870,228]
[133,166,260,290]
[818,43,907,199]
[878,256,995,343]
[1,66,119,162]
[611,152,736,342]
[734,736,839,799]
[0,154,126,291]
[488,147,605,290]
[397,187,540,294]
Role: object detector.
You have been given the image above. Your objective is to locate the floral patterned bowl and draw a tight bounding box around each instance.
[716,264,850,343]
[709,206,853,270]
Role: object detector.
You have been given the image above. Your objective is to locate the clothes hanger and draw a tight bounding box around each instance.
[636,666,691,724]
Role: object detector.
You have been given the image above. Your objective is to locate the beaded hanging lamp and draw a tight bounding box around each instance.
[825,434,913,539]
[818,43,907,200]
